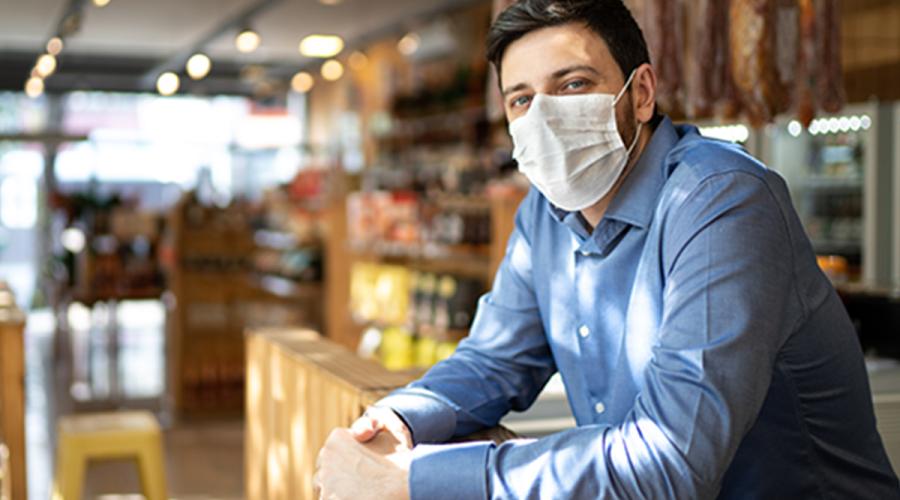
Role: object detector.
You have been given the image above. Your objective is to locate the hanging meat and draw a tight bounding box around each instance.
[709,0,742,119]
[685,0,729,118]
[641,0,685,115]
[729,0,799,126]
[816,0,845,113]
[794,0,817,126]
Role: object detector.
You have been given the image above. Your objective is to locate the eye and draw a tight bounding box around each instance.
[510,95,531,108]
[564,79,587,91]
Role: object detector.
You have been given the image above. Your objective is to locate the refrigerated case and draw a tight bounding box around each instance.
[762,102,895,285]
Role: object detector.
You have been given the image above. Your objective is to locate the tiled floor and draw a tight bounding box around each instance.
[24,300,245,499]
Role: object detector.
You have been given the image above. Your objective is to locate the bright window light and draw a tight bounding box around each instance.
[0,176,37,228]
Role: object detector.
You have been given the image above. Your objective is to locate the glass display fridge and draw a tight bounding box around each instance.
[761,102,895,285]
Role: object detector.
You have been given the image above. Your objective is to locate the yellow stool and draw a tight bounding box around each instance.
[52,411,167,500]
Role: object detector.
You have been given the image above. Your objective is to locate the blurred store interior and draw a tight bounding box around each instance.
[0,0,898,498]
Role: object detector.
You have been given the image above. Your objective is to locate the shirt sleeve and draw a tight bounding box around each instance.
[396,171,804,499]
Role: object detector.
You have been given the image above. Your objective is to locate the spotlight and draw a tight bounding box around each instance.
[321,59,344,81]
[46,37,64,56]
[398,33,420,56]
[25,77,44,98]
[291,71,314,93]
[35,54,57,77]
[186,53,212,80]
[860,115,872,130]
[156,72,180,96]
[235,28,261,53]
[299,35,344,58]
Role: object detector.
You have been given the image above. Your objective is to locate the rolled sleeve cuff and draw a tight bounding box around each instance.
[376,388,458,444]
[410,441,493,500]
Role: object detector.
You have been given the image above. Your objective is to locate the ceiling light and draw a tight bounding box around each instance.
[46,37,64,56]
[808,120,820,135]
[860,115,872,130]
[398,33,420,56]
[299,34,345,58]
[25,77,44,98]
[93,0,111,7]
[186,53,212,80]
[291,71,314,93]
[348,51,368,71]
[235,28,261,53]
[321,59,344,81]
[156,72,180,96]
[35,54,57,77]
[787,120,802,138]
[319,0,343,5]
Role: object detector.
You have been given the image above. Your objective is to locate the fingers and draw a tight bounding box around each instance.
[350,414,379,442]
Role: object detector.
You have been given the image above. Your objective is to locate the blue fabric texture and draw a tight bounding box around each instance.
[378,117,900,499]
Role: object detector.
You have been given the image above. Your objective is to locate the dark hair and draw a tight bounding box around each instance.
[487,0,651,84]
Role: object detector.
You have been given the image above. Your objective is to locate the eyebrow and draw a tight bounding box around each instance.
[501,64,602,97]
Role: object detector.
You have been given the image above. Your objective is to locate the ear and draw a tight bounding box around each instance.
[631,63,657,124]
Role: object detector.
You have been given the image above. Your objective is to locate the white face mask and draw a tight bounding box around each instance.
[509,70,642,212]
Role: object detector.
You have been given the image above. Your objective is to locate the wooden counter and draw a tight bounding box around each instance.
[245,328,418,500]
[0,284,26,500]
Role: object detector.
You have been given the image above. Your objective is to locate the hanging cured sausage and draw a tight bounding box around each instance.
[816,0,845,113]
[794,0,817,126]
[729,0,799,126]
[642,0,685,115]
[685,0,729,118]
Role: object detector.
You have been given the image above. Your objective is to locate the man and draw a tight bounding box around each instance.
[315,0,900,498]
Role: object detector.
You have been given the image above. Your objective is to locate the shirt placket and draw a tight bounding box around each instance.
[573,220,631,421]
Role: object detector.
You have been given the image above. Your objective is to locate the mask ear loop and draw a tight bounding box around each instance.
[613,69,638,105]
[626,122,643,155]
[614,69,643,157]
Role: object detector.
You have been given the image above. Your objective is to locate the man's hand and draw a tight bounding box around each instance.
[314,427,412,500]
[350,406,413,448]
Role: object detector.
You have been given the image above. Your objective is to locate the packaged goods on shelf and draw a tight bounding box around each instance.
[348,262,483,371]
[346,190,492,255]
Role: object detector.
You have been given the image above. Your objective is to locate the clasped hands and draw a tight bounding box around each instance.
[314,406,414,500]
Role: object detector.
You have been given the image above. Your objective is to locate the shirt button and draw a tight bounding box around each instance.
[578,325,591,338]
[594,402,606,414]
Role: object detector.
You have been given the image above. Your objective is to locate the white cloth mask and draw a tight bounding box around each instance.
[510,70,642,212]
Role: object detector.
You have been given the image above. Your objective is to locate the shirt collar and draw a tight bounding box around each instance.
[546,116,679,230]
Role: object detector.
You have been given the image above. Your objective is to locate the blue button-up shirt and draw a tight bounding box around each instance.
[379,118,900,499]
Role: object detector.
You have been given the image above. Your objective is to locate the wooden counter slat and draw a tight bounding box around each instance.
[0,286,26,500]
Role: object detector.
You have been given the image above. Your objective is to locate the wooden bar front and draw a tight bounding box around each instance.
[245,328,417,500]
[0,285,26,500]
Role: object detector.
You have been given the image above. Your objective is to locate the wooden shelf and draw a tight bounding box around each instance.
[348,244,492,278]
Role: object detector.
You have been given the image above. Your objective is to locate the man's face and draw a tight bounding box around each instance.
[500,22,636,145]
